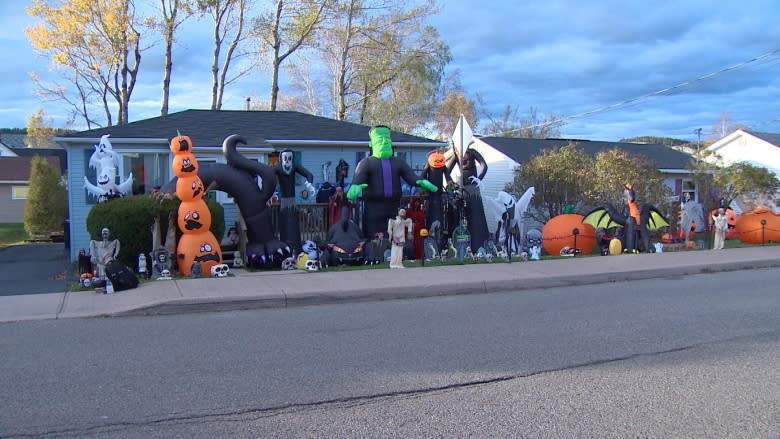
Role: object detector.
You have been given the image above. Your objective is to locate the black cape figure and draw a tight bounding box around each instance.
[447,146,490,251]
[421,149,452,233]
[346,125,438,239]
[275,149,315,252]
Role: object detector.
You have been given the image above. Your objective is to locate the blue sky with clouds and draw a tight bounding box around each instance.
[2,0,779,142]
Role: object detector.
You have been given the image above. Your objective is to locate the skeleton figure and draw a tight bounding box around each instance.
[89,227,120,280]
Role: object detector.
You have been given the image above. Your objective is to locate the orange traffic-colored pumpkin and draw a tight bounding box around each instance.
[542,214,596,256]
[427,150,446,168]
[176,174,205,202]
[178,198,212,233]
[177,232,222,277]
[735,208,780,244]
[170,135,193,155]
[172,152,199,177]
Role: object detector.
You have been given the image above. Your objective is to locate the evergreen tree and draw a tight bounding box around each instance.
[23,156,66,236]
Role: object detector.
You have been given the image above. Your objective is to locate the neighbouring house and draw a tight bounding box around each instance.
[0,155,63,224]
[54,109,446,261]
[703,129,780,213]
[455,136,695,232]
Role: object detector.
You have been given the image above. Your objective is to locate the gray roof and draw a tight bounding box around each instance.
[0,133,27,149]
[747,130,780,147]
[481,136,693,170]
[61,109,441,147]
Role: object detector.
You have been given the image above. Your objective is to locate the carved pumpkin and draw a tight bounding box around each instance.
[177,232,222,277]
[176,174,205,202]
[427,150,446,169]
[178,199,212,233]
[735,208,780,244]
[170,135,193,155]
[172,152,199,177]
[542,214,596,256]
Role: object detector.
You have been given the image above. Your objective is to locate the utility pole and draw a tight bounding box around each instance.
[694,128,703,154]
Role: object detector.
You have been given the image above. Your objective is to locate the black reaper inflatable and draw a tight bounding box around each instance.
[346,125,438,238]
[162,135,291,268]
[274,149,315,252]
[582,183,670,253]
[446,145,490,251]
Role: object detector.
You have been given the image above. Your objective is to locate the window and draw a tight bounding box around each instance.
[12,185,29,200]
[122,152,169,195]
[681,179,697,203]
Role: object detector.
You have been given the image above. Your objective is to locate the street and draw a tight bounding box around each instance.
[1,267,778,437]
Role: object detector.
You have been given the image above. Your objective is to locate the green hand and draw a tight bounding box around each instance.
[347,183,368,201]
[416,179,438,193]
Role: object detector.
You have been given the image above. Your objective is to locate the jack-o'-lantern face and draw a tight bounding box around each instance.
[177,233,222,277]
[178,199,212,232]
[427,151,446,169]
[172,152,199,177]
[176,175,205,202]
[170,135,193,155]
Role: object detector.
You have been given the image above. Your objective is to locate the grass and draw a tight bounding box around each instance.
[0,224,29,250]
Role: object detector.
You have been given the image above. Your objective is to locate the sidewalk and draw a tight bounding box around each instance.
[1,246,778,323]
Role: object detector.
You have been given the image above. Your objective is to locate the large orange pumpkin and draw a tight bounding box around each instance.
[542,214,596,256]
[735,208,780,244]
[178,199,212,233]
[176,174,205,202]
[177,232,222,277]
[172,152,199,177]
[170,135,193,155]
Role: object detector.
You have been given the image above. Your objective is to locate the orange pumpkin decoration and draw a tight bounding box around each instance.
[172,152,199,177]
[178,199,212,233]
[177,232,222,277]
[176,174,205,202]
[735,208,780,244]
[542,214,596,256]
[427,150,446,168]
[170,135,193,155]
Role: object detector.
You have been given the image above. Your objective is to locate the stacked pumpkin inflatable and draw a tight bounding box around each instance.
[171,134,222,276]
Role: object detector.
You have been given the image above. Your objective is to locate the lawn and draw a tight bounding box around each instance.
[0,224,29,249]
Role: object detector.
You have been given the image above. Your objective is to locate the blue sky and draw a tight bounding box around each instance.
[2,0,779,142]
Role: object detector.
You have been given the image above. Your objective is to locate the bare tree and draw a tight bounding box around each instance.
[253,0,331,111]
[197,0,253,110]
[480,101,563,139]
[147,0,196,115]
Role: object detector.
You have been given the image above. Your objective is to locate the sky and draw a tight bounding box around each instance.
[1,0,779,143]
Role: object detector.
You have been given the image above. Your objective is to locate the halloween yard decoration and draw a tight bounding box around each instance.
[486,188,535,257]
[388,208,413,268]
[170,134,222,277]
[347,125,438,238]
[162,135,292,269]
[84,134,133,202]
[542,214,596,256]
[421,149,453,232]
[274,149,315,252]
[89,227,120,280]
[446,116,490,252]
[583,183,669,253]
[735,208,780,244]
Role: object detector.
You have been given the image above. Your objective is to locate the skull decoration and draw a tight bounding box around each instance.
[210,263,230,277]
[280,149,294,175]
[281,256,296,271]
[232,250,244,268]
[304,259,319,272]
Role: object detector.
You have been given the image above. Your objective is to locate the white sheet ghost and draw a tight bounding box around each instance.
[84,134,134,201]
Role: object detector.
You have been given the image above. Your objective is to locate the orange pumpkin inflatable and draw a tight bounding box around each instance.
[735,208,780,244]
[178,199,212,233]
[170,134,193,155]
[427,150,446,168]
[542,214,596,256]
[172,152,199,177]
[176,174,205,202]
[177,233,222,276]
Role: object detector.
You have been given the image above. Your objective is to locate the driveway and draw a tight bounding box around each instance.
[0,243,73,296]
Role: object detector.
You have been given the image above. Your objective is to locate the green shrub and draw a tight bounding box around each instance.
[23,156,66,236]
[86,195,224,268]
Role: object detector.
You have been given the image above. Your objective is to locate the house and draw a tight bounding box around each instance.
[54,109,446,261]
[455,136,695,231]
[0,155,63,223]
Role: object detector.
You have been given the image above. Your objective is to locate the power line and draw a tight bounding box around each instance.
[485,48,780,138]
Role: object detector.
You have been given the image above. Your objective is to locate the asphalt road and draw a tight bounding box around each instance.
[0,243,72,296]
[1,267,778,437]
